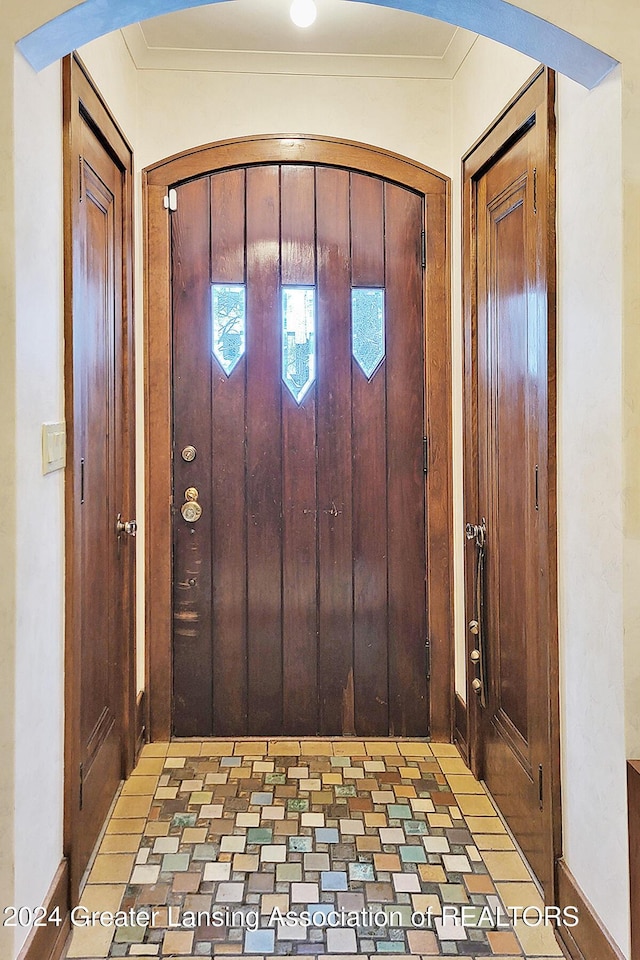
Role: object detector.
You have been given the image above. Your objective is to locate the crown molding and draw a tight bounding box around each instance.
[120,21,476,79]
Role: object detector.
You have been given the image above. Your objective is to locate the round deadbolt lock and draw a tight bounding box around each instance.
[181,501,203,523]
[185,486,199,502]
[181,445,197,462]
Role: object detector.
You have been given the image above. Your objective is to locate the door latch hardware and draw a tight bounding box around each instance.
[181,486,202,522]
[467,518,487,707]
[116,513,137,536]
[181,445,197,462]
[538,764,544,810]
[465,520,486,547]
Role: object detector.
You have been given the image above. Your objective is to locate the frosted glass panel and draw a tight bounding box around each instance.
[212,283,246,375]
[282,286,316,403]
[352,287,385,379]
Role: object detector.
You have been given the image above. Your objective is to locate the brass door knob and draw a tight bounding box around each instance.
[181,501,202,523]
[116,514,137,536]
[470,649,480,663]
[469,619,480,635]
[471,678,483,695]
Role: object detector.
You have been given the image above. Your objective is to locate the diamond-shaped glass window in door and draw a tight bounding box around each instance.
[282,286,316,403]
[352,287,385,379]
[212,283,246,375]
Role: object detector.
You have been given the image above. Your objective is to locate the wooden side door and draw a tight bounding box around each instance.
[171,163,428,738]
[464,69,559,898]
[64,55,136,896]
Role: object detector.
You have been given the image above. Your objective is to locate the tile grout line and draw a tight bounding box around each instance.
[67,739,562,960]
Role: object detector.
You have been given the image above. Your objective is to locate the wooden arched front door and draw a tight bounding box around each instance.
[144,136,452,741]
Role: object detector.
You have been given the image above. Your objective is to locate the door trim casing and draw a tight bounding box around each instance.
[143,134,453,742]
[63,52,137,898]
[462,67,561,898]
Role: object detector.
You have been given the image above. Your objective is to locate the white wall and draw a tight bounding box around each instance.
[135,69,452,174]
[13,51,65,957]
[556,68,628,953]
[80,33,139,143]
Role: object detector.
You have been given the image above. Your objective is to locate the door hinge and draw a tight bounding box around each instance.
[533,167,538,215]
[164,188,178,212]
[425,638,431,680]
[538,763,543,810]
[423,436,428,474]
[421,228,426,269]
[535,464,539,511]
[78,157,85,202]
[80,457,85,504]
[79,762,84,810]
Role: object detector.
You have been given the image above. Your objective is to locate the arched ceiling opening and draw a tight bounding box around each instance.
[17,0,617,88]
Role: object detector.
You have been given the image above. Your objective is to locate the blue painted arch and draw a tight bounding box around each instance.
[17,0,617,88]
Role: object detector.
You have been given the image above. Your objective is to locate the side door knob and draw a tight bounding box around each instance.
[116,514,137,536]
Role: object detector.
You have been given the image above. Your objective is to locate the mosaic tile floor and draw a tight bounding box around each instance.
[65,740,565,960]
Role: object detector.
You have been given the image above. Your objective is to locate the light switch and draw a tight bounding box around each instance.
[42,421,66,474]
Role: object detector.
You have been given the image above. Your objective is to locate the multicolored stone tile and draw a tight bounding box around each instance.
[65,740,564,959]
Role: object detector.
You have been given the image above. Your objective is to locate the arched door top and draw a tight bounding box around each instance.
[18,0,616,88]
[143,133,449,195]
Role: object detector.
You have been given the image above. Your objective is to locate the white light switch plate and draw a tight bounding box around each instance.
[42,421,66,474]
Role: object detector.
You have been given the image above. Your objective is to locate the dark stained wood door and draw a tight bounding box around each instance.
[471,97,556,893]
[65,55,136,896]
[172,164,428,737]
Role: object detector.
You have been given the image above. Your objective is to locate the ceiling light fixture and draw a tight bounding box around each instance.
[290,0,317,28]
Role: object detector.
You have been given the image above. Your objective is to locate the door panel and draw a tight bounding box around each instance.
[281,166,318,735]
[172,163,428,737]
[210,169,248,736]
[386,183,429,736]
[472,107,555,893]
[65,52,136,897]
[484,153,534,756]
[245,165,283,734]
[351,174,387,736]
[316,166,355,735]
[172,176,213,736]
[80,156,118,765]
[77,138,122,871]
